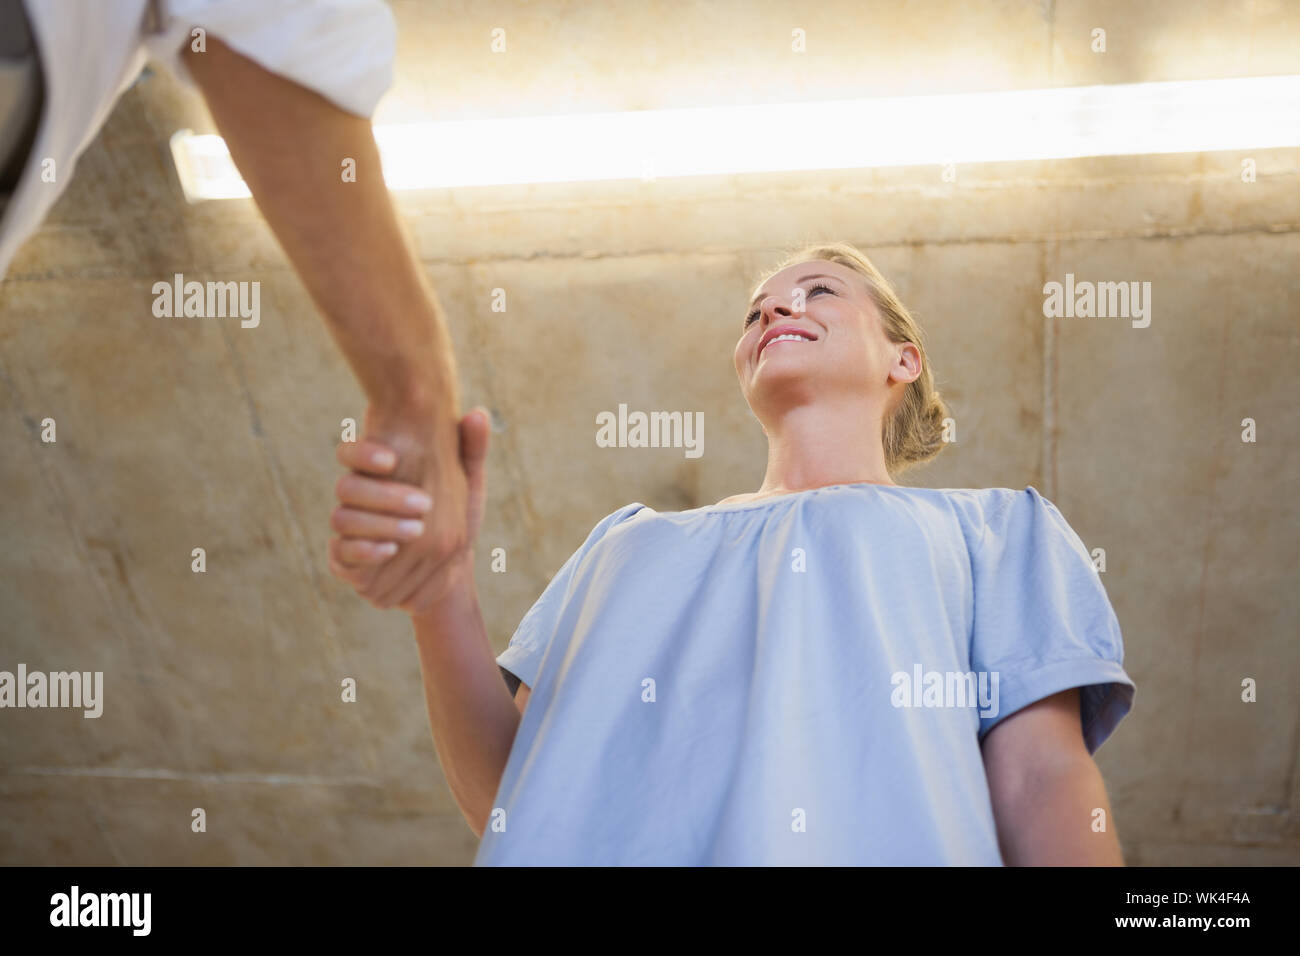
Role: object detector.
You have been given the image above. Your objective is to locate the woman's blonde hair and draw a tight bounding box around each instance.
[750,241,950,479]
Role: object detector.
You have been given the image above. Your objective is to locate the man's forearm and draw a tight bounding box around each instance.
[184,36,457,417]
[995,755,1125,866]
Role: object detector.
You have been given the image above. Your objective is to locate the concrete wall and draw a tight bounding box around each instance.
[1,0,1297,864]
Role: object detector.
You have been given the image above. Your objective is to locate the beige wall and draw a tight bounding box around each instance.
[1,0,1297,864]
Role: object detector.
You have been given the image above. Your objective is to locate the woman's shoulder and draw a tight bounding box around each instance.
[949,485,1090,558]
[711,492,762,507]
[602,502,652,526]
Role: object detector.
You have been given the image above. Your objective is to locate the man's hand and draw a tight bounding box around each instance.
[329,407,491,613]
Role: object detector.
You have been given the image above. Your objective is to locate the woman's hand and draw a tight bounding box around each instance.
[328,407,491,614]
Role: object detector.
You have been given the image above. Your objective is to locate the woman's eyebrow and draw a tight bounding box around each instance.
[748,273,845,311]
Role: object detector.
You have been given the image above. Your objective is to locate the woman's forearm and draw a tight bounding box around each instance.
[410,575,521,838]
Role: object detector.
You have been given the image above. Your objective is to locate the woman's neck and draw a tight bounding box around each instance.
[757,399,895,493]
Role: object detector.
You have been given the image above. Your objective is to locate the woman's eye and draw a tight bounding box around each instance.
[744,283,835,327]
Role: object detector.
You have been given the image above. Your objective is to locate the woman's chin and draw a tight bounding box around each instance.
[748,371,821,408]
[751,359,816,390]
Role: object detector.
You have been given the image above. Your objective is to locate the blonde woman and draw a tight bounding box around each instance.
[327,242,1136,866]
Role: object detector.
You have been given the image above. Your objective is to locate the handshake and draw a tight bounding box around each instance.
[327,405,492,615]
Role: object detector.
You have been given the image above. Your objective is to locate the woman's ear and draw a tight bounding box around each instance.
[893,343,923,385]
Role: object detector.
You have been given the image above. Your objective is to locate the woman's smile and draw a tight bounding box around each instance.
[756,323,819,359]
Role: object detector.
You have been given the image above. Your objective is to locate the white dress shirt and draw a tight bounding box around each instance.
[0,0,396,278]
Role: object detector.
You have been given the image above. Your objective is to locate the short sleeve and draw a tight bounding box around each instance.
[143,0,397,117]
[496,503,646,695]
[970,487,1136,755]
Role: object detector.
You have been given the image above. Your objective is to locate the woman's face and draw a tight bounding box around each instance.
[733,258,917,424]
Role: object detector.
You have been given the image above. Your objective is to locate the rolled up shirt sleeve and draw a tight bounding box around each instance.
[142,0,397,117]
[969,487,1137,755]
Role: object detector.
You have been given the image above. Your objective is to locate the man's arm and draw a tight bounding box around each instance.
[981,688,1126,865]
[184,35,453,414]
[184,36,467,609]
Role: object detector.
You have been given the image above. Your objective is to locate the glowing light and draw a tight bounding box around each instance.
[169,74,1300,201]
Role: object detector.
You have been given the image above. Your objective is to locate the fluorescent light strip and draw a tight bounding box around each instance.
[170,74,1300,201]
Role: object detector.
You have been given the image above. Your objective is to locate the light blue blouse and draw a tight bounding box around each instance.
[475,484,1136,865]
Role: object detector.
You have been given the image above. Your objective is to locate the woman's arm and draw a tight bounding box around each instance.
[328,427,521,836]
[410,570,523,838]
[981,688,1126,865]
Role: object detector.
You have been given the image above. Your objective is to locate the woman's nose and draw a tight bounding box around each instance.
[760,297,794,326]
